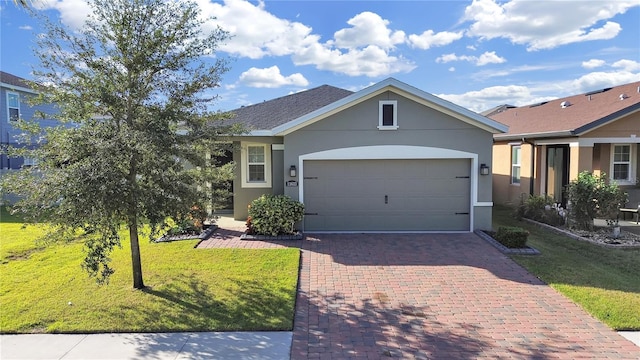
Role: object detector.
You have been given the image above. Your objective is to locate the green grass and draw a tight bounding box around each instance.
[493,206,640,330]
[0,208,300,333]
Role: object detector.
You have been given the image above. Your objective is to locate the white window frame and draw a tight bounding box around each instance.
[377,100,398,130]
[22,156,37,167]
[241,142,271,188]
[511,145,521,185]
[7,92,20,122]
[610,143,636,185]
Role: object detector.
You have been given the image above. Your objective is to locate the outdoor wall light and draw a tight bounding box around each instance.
[480,163,490,176]
[289,165,297,177]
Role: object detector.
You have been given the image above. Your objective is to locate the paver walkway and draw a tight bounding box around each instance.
[199,228,640,359]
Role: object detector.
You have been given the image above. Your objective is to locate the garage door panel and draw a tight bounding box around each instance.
[304,159,470,231]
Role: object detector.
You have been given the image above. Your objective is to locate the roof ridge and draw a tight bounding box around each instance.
[230,84,351,112]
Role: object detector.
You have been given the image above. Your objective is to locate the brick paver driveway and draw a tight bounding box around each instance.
[200,230,639,359]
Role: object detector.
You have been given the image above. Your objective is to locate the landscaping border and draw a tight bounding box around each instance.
[240,232,304,241]
[522,218,640,249]
[474,230,540,255]
[154,225,218,243]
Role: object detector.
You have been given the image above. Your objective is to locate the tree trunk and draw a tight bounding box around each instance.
[129,216,145,289]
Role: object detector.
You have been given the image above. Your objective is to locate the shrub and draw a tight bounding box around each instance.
[566,172,627,230]
[495,226,529,248]
[515,194,565,226]
[247,194,304,236]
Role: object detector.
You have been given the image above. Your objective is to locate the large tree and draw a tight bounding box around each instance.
[3,0,240,288]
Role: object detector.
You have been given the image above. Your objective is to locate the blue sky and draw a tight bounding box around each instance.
[1,0,639,112]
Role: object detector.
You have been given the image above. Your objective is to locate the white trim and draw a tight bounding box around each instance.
[378,100,398,130]
[610,143,637,186]
[511,145,521,185]
[297,145,482,232]
[6,91,20,122]
[475,202,494,207]
[271,144,284,151]
[0,82,37,95]
[270,78,508,136]
[240,142,272,188]
[579,137,640,146]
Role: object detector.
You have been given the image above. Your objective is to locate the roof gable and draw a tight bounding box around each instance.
[272,78,507,136]
[490,81,640,139]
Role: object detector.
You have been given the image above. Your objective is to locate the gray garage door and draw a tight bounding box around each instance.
[303,159,470,231]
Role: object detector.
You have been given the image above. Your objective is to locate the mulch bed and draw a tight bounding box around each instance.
[154,225,218,243]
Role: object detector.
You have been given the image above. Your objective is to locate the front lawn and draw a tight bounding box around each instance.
[493,206,640,330]
[0,209,300,333]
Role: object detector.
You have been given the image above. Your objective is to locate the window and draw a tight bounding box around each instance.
[611,144,636,184]
[247,146,265,182]
[378,100,398,130]
[241,143,271,188]
[511,145,521,184]
[7,92,20,122]
[22,157,37,167]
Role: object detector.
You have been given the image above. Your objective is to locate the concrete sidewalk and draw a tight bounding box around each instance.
[0,332,292,360]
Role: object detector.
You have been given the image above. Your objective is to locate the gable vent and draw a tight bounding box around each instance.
[620,93,628,100]
[561,101,571,108]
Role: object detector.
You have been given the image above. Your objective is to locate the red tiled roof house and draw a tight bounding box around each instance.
[486,81,640,207]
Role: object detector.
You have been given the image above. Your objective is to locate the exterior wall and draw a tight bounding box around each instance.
[231,137,284,220]
[1,86,59,169]
[282,91,495,230]
[492,141,534,206]
[569,145,593,181]
[582,112,640,138]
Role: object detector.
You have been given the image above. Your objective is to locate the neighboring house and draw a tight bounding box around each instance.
[486,81,640,207]
[222,78,507,232]
[1,71,59,170]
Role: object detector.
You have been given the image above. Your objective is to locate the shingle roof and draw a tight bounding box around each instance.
[223,85,353,131]
[489,81,640,139]
[0,71,31,89]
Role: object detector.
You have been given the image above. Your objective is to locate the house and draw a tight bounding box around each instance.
[222,78,507,232]
[486,81,640,207]
[1,71,60,170]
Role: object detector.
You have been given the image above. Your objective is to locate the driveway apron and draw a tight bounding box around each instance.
[289,233,639,359]
[199,230,639,359]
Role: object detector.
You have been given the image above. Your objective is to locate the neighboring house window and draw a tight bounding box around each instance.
[378,100,398,130]
[22,157,37,167]
[511,145,521,184]
[241,143,271,188]
[611,144,636,184]
[7,92,20,122]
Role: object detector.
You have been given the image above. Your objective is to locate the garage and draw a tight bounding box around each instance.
[303,159,471,232]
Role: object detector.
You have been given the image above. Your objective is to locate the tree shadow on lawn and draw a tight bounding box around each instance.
[106,274,295,333]
[290,290,581,359]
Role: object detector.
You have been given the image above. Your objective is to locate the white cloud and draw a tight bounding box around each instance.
[293,44,416,77]
[566,71,640,93]
[448,67,456,72]
[438,85,539,112]
[238,66,309,88]
[436,51,505,66]
[197,0,318,59]
[441,68,640,113]
[34,0,92,30]
[18,25,33,31]
[582,59,606,69]
[331,12,405,50]
[407,30,463,50]
[199,2,414,77]
[463,0,639,51]
[612,59,640,72]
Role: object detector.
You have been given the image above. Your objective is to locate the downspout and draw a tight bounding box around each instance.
[522,138,536,196]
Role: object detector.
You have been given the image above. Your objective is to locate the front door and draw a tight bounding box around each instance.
[546,145,569,205]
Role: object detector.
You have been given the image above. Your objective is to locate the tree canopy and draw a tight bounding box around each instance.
[2,0,241,288]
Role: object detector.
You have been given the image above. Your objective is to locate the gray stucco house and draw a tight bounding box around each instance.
[223,78,507,232]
